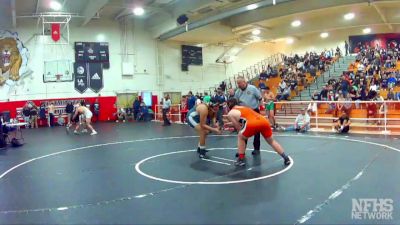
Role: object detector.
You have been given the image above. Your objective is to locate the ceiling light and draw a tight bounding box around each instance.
[344,12,355,20]
[286,38,294,44]
[133,7,145,16]
[320,32,329,38]
[291,20,301,27]
[97,34,106,42]
[246,4,258,10]
[50,1,62,11]
[363,27,371,34]
[252,29,261,35]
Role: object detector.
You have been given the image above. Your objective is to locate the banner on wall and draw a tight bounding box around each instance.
[349,33,400,53]
[51,23,61,42]
[88,63,103,93]
[74,63,88,94]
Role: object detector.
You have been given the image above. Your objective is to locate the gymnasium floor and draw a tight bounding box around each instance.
[0,122,399,225]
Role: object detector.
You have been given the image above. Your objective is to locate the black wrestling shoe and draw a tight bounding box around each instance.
[197,147,208,153]
[284,157,291,166]
[251,150,260,155]
[234,158,246,167]
[198,149,207,158]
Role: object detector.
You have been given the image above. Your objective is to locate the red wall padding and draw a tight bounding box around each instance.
[0,96,117,122]
[0,95,159,122]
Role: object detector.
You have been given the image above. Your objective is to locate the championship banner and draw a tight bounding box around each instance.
[74,63,88,94]
[88,63,103,93]
[51,23,61,42]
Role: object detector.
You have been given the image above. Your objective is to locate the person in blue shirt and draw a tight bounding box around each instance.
[133,97,141,120]
[187,91,197,110]
[213,88,226,128]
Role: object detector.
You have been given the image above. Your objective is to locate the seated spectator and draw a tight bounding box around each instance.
[334,112,351,133]
[116,107,127,123]
[137,103,150,121]
[277,86,291,101]
[319,86,328,101]
[387,88,395,100]
[388,74,397,89]
[311,90,320,101]
[280,109,310,132]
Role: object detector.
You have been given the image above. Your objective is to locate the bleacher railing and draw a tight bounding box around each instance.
[274,100,400,135]
[153,100,400,135]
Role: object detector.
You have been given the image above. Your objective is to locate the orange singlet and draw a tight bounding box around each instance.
[233,106,272,139]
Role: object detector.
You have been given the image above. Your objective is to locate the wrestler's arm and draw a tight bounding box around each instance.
[198,105,219,133]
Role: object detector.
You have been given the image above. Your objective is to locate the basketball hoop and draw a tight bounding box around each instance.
[56,74,62,82]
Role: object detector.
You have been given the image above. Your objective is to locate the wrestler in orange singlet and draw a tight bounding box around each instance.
[225,98,291,166]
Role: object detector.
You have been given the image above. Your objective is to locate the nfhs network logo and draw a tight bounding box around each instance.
[352,198,393,220]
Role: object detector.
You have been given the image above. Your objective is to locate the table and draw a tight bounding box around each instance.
[4,122,28,143]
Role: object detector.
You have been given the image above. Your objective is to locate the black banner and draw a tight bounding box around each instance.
[88,63,103,93]
[74,63,88,94]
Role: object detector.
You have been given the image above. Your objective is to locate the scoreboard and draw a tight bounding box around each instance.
[182,45,203,66]
[75,42,110,69]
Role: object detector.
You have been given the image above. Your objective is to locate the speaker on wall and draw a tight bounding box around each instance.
[177,14,188,25]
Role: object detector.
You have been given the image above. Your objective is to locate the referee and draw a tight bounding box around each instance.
[234,76,263,155]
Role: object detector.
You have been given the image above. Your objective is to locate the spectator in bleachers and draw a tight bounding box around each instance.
[227,88,235,100]
[387,88,395,100]
[345,40,349,56]
[277,86,291,101]
[320,85,328,101]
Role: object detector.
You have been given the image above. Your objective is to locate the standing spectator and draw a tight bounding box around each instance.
[93,98,100,122]
[30,103,38,129]
[162,94,172,126]
[203,92,211,104]
[66,102,74,128]
[345,40,349,56]
[39,103,46,127]
[263,87,276,127]
[213,88,226,128]
[133,97,141,120]
[227,88,235,100]
[22,102,31,128]
[219,81,226,93]
[187,91,197,110]
[48,102,55,127]
[234,76,262,155]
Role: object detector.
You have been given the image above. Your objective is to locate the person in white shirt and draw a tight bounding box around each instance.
[278,109,310,132]
[162,94,172,126]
